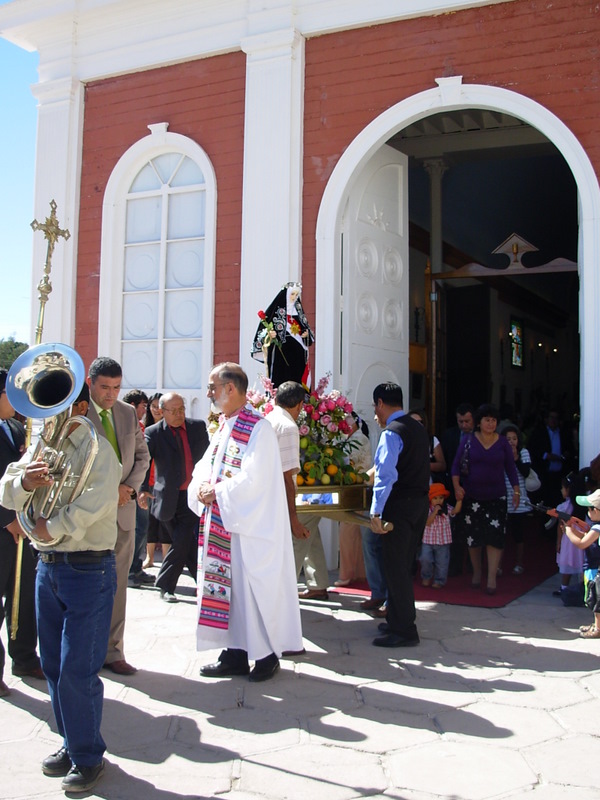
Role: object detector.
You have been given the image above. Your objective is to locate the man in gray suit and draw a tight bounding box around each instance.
[87,358,150,675]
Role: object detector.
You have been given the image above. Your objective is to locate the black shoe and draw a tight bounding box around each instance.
[42,746,72,777]
[127,575,142,588]
[377,622,390,633]
[61,761,105,793]
[135,570,155,585]
[373,633,420,648]
[249,653,280,682]
[201,660,250,677]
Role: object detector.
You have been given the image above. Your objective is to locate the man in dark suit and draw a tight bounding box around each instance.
[0,369,44,696]
[139,392,208,603]
[86,358,150,675]
[440,402,475,479]
[440,402,474,577]
[528,409,572,508]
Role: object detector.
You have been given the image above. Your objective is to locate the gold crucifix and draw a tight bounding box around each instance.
[30,199,70,345]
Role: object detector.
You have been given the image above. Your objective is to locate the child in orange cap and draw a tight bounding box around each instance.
[420,483,462,588]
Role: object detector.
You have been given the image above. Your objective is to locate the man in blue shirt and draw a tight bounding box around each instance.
[370,383,430,647]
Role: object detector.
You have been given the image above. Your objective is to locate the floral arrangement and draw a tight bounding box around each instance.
[296,374,368,487]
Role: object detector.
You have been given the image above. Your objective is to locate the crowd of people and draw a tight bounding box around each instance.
[0,351,597,794]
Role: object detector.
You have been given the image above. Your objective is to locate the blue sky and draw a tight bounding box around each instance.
[0,33,38,344]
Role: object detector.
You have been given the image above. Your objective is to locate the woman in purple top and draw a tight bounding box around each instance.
[452,404,520,594]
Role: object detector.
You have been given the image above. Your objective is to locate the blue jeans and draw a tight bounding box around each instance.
[420,543,450,585]
[36,554,116,767]
[361,527,387,600]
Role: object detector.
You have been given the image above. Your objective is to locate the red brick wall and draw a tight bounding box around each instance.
[301,0,600,321]
[76,52,246,367]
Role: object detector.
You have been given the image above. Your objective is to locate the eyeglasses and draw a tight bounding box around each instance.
[162,405,185,415]
[207,382,227,393]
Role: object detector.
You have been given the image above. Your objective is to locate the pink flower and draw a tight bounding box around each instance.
[325,399,336,411]
[338,420,351,434]
[299,424,310,436]
[318,402,328,413]
[320,414,332,426]
[263,402,274,415]
[343,402,353,414]
[311,411,320,421]
[335,396,347,407]
[327,422,339,433]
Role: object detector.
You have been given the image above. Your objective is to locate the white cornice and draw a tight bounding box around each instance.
[1,0,517,84]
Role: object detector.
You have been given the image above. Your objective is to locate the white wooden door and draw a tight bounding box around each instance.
[340,144,409,438]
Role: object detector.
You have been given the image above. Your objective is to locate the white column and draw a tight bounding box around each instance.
[239,27,305,387]
[29,78,84,346]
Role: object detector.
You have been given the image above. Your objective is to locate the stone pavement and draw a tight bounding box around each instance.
[1,567,599,800]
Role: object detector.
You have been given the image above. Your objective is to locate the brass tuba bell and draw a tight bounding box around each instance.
[6,343,99,546]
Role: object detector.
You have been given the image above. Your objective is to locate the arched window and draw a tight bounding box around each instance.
[99,124,215,416]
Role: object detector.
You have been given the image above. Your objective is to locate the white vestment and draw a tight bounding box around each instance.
[188,407,303,660]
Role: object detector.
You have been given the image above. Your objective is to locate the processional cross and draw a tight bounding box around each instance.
[30,199,71,344]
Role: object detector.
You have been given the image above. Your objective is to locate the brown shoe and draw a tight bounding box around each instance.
[12,664,45,680]
[298,589,329,600]
[104,660,137,675]
[360,597,385,610]
[0,680,10,698]
[372,605,387,618]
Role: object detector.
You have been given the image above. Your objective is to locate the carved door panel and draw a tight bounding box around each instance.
[341,144,409,438]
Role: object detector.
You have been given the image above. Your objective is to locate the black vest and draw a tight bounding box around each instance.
[383,414,430,518]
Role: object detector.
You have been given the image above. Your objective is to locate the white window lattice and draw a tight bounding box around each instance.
[121,153,206,391]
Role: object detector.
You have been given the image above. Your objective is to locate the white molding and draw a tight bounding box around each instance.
[99,125,217,417]
[315,80,600,467]
[29,77,84,348]
[239,27,305,387]
[0,1,516,84]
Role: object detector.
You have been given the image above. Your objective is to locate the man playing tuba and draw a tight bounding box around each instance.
[0,383,121,794]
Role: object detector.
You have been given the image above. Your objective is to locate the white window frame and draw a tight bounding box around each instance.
[98,123,216,418]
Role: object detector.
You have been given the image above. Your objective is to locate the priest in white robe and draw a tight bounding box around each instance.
[188,362,303,682]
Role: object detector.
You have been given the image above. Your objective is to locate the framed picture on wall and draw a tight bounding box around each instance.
[510,317,524,369]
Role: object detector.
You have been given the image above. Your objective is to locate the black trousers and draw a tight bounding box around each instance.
[155,491,199,593]
[381,497,429,637]
[0,528,40,678]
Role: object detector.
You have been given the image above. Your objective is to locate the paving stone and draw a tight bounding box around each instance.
[436,699,566,746]
[241,743,387,799]
[527,734,599,788]
[387,740,537,799]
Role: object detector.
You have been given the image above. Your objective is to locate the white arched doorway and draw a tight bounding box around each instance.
[315,77,600,466]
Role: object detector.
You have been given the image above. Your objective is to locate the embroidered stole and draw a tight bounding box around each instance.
[197,407,261,630]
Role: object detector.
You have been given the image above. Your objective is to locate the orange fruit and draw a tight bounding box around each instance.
[347,472,357,483]
[305,476,316,485]
[326,464,339,476]
[296,474,305,486]
[303,461,315,473]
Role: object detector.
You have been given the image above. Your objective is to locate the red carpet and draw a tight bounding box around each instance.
[330,529,558,609]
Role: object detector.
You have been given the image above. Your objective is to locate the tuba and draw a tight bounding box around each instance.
[6,343,99,546]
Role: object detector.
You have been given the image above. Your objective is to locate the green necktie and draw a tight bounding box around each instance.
[100,409,121,461]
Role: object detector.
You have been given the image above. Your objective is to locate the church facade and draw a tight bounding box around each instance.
[1,0,599,462]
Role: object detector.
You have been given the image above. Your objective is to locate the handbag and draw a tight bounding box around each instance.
[459,435,471,478]
[525,467,541,493]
